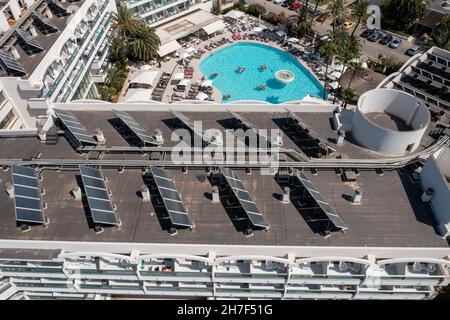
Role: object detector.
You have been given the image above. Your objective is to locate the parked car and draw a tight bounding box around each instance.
[316,13,328,22]
[342,20,355,30]
[289,1,301,10]
[282,0,294,7]
[273,0,284,4]
[379,34,393,45]
[360,28,374,38]
[368,31,384,42]
[406,44,423,56]
[388,37,402,49]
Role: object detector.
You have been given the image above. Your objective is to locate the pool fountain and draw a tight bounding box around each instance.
[275,70,295,84]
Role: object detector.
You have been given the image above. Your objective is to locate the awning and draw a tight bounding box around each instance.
[129,70,159,86]
[157,40,181,57]
[123,89,152,102]
[224,10,245,20]
[202,20,226,35]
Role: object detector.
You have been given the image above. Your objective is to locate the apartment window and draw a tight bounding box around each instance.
[0,110,17,129]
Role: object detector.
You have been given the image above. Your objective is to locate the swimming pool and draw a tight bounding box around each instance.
[199,42,326,104]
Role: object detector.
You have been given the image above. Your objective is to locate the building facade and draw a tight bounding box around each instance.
[122,0,212,27]
[0,0,116,130]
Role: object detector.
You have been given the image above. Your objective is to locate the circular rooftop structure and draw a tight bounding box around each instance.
[351,89,430,156]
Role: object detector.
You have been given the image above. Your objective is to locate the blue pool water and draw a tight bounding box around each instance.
[199,42,326,104]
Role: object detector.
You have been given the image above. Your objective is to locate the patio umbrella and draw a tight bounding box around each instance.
[185,47,196,54]
[253,26,264,32]
[173,72,184,80]
[181,52,191,60]
[179,79,190,87]
[330,70,343,79]
[201,79,213,87]
[197,92,209,101]
[288,37,299,43]
[329,81,339,90]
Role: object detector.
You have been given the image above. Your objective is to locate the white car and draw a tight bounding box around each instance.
[273,0,284,4]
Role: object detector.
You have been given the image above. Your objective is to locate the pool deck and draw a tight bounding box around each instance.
[119,25,329,105]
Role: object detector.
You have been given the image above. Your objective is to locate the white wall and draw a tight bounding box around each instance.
[351,89,429,156]
[420,148,450,238]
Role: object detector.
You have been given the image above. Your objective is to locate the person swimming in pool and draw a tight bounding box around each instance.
[223,94,231,99]
[260,65,267,70]
[237,67,245,73]
[257,85,266,90]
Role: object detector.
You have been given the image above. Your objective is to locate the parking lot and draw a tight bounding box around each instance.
[247,0,413,62]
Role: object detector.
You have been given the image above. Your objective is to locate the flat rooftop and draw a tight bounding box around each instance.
[0,109,438,161]
[0,109,447,248]
[0,166,447,248]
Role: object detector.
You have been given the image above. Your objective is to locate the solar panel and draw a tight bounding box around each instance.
[11,165,45,224]
[150,166,193,228]
[220,167,269,229]
[32,12,59,33]
[112,109,160,146]
[0,49,25,76]
[294,170,348,231]
[54,109,97,147]
[228,111,281,148]
[286,108,336,153]
[47,0,69,16]
[15,28,44,52]
[79,166,118,226]
[170,110,211,146]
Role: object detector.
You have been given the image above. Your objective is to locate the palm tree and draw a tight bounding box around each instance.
[333,34,361,103]
[319,36,338,100]
[328,0,345,37]
[340,88,357,108]
[350,0,370,37]
[112,5,161,63]
[112,5,140,39]
[106,66,127,90]
[128,23,161,62]
[346,61,365,91]
[312,0,324,16]
[289,6,313,39]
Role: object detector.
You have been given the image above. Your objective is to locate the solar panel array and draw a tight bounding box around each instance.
[112,109,160,146]
[54,109,97,147]
[294,170,348,231]
[229,111,281,148]
[0,49,26,76]
[15,28,44,51]
[79,165,118,226]
[11,165,45,224]
[151,166,194,228]
[171,110,211,146]
[286,108,336,153]
[220,167,269,229]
